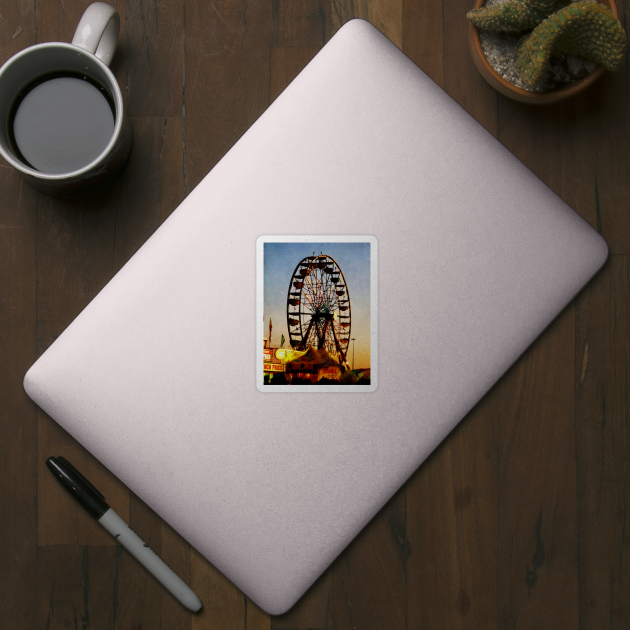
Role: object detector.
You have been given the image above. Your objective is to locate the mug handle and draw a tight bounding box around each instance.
[71,2,120,67]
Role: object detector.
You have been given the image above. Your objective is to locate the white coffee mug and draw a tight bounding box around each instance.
[0,2,132,197]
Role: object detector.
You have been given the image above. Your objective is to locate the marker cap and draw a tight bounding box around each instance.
[46,456,110,519]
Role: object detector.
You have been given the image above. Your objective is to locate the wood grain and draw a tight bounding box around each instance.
[497,96,597,220]
[125,0,184,117]
[36,545,119,630]
[0,0,35,55]
[583,72,630,254]
[576,256,630,629]
[495,74,629,257]
[497,304,579,629]
[0,153,38,630]
[0,5,38,629]
[271,0,331,46]
[407,392,499,629]
[331,486,408,630]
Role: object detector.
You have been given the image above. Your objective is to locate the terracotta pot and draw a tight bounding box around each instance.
[468,0,619,103]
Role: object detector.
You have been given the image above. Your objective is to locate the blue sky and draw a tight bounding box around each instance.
[263,241,371,370]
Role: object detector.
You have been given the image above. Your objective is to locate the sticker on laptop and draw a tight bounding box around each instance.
[256,236,377,392]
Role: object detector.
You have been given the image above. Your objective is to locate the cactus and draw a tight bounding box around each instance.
[516,1,627,85]
[467,0,568,33]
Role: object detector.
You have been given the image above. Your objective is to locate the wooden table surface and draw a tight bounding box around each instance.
[1,0,629,628]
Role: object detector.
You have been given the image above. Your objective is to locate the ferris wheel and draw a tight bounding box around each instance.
[286,255,351,362]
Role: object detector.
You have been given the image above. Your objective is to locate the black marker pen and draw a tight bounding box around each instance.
[46,456,202,612]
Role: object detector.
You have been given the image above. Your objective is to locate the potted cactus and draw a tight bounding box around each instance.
[467,0,627,102]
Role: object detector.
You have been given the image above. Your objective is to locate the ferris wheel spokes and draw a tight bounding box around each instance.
[285,254,351,363]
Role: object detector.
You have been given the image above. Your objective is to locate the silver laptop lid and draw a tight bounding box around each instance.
[24,19,607,614]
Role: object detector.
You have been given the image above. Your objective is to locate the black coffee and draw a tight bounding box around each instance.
[10,73,115,174]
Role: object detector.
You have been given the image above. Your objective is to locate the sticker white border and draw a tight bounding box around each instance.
[256,235,378,393]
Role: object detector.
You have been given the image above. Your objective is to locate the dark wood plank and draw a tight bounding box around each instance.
[33,188,121,354]
[496,97,598,223]
[488,38,627,630]
[0,5,39,629]
[0,133,38,630]
[0,0,36,54]
[36,0,120,44]
[159,117,187,220]
[247,600,272,630]
[497,305,578,628]
[126,0,183,117]
[576,256,630,629]
[330,486,407,630]
[271,0,331,46]
[495,73,630,257]
[331,0,402,48]
[402,0,444,88]
[576,0,629,254]
[36,545,118,630]
[407,394,499,629]
[582,72,630,254]
[491,18,628,627]
[184,0,272,192]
